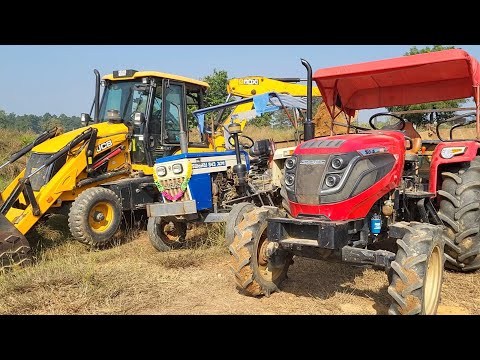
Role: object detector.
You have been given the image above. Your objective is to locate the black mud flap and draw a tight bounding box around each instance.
[0,213,32,270]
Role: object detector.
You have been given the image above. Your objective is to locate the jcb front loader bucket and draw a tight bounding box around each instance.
[0,213,32,270]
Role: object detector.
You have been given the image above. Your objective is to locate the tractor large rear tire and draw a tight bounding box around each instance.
[388,223,445,315]
[229,206,292,297]
[438,156,480,271]
[68,187,122,247]
[225,202,255,247]
[147,217,187,252]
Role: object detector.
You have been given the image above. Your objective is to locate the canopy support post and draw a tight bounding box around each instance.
[475,85,480,140]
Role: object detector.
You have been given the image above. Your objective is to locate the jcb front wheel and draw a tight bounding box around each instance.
[68,187,122,247]
[147,217,187,252]
[388,223,445,315]
[229,206,292,297]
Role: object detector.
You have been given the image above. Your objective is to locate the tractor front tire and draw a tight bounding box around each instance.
[388,223,445,315]
[147,217,187,252]
[438,156,480,271]
[68,187,122,247]
[225,202,255,247]
[229,206,292,297]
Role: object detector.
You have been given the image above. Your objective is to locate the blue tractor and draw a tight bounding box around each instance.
[145,92,308,251]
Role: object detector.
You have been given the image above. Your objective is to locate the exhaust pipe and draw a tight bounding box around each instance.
[301,59,314,141]
[94,69,101,123]
[179,111,188,154]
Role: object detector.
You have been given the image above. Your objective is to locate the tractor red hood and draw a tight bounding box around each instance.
[295,131,406,156]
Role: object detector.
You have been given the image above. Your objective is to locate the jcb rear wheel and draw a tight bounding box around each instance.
[147,217,187,252]
[229,206,292,297]
[388,223,445,315]
[68,187,122,247]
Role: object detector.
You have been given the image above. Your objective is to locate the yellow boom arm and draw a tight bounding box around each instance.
[211,77,320,150]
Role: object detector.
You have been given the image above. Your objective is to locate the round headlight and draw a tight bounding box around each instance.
[285,157,297,170]
[331,157,344,170]
[156,166,167,177]
[285,173,295,187]
[325,175,339,188]
[172,163,183,174]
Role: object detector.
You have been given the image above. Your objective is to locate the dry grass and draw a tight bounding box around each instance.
[0,217,227,315]
[1,216,479,315]
[0,129,36,190]
[243,125,298,144]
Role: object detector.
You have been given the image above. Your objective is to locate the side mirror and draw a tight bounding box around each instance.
[81,113,91,126]
[133,112,145,127]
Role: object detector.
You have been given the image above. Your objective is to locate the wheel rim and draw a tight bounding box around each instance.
[424,245,442,314]
[256,230,283,282]
[159,221,182,244]
[88,201,114,233]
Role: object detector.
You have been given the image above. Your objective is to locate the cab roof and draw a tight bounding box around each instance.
[103,70,209,88]
[313,49,480,117]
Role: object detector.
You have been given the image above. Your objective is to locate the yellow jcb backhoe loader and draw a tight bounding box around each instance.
[0,69,209,269]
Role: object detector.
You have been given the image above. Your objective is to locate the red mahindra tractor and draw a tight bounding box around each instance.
[230,49,480,315]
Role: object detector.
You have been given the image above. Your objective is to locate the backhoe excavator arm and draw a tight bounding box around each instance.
[208,77,321,151]
[227,76,321,98]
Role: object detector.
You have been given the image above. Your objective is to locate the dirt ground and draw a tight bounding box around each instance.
[1,224,478,315]
[133,235,478,315]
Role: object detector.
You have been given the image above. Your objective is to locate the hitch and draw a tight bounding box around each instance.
[342,246,396,270]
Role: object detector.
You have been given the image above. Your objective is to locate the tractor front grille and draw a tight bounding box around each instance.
[156,177,191,202]
[295,154,329,205]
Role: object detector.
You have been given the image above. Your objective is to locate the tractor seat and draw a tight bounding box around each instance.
[248,139,273,167]
[403,122,422,158]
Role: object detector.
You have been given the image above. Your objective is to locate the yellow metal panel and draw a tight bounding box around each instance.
[227,76,320,97]
[132,164,154,175]
[173,146,214,156]
[34,122,129,153]
[103,71,209,89]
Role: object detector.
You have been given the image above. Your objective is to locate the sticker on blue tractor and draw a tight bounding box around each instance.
[192,160,227,170]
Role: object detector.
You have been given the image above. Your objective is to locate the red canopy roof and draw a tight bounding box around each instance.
[313,49,480,117]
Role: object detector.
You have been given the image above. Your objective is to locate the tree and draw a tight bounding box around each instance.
[386,45,468,126]
[202,69,229,107]
[0,109,82,134]
[184,69,230,129]
[249,113,274,127]
[405,45,454,56]
[0,110,7,129]
[43,117,64,132]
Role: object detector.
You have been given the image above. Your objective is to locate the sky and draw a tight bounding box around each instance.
[1,45,479,121]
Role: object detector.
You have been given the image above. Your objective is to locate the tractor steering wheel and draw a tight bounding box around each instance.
[228,134,255,150]
[369,113,406,131]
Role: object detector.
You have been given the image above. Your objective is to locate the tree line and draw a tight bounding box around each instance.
[0,110,81,133]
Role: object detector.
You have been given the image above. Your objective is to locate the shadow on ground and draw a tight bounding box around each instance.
[277,257,391,314]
